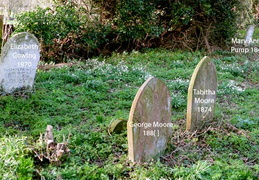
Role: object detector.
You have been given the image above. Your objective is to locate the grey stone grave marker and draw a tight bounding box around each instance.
[186,56,217,131]
[127,77,172,162]
[0,32,40,93]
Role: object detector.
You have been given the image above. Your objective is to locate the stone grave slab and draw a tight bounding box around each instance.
[0,32,40,93]
[186,56,217,131]
[127,77,172,162]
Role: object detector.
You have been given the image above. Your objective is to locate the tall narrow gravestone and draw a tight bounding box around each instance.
[0,32,40,94]
[186,56,217,131]
[127,77,172,162]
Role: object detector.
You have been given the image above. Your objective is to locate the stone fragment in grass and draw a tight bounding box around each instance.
[108,119,127,134]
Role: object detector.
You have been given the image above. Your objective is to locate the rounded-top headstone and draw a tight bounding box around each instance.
[0,32,40,93]
[186,56,217,131]
[127,77,172,162]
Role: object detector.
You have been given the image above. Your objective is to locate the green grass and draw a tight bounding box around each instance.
[0,49,258,179]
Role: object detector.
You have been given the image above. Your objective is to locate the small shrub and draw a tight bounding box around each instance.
[232,116,258,130]
[15,0,241,62]
[0,136,34,179]
[173,161,210,179]
[208,160,256,179]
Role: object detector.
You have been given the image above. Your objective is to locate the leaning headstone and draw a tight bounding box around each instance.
[127,77,172,162]
[0,32,40,94]
[186,56,217,131]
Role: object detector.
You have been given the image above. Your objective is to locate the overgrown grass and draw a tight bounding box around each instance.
[0,49,258,179]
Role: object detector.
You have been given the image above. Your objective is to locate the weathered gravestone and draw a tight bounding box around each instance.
[127,77,172,162]
[186,56,217,131]
[0,32,40,94]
